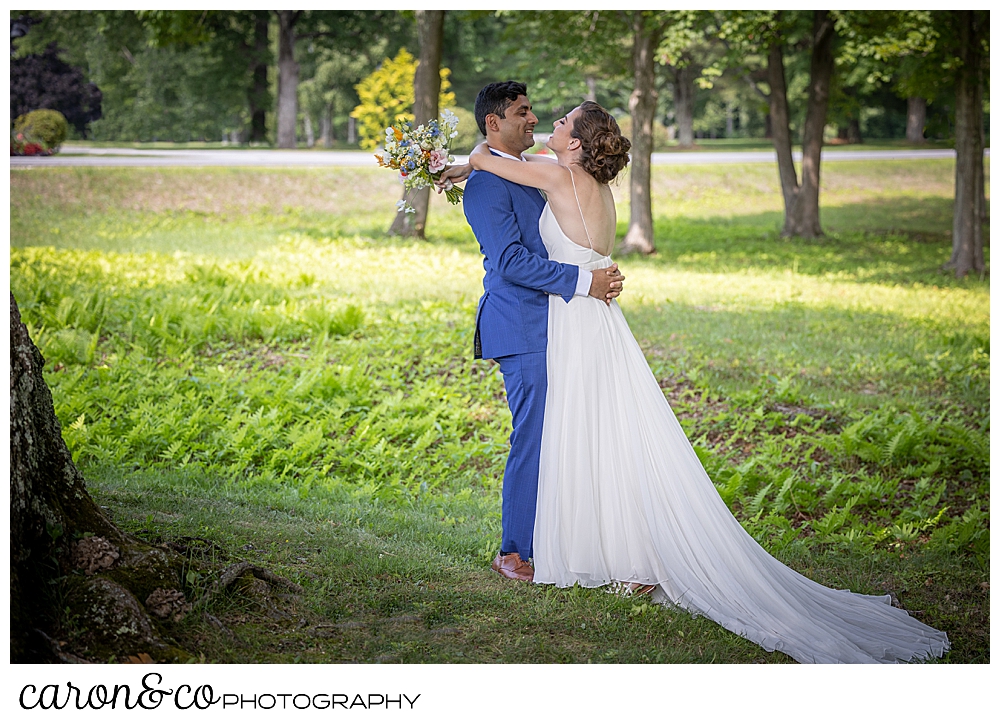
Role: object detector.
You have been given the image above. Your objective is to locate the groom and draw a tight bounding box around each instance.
[462,81,624,582]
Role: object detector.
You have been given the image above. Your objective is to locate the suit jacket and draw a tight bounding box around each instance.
[463,163,579,360]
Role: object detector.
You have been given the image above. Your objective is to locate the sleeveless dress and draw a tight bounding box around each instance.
[531,202,950,664]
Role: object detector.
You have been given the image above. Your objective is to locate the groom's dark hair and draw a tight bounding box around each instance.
[474,81,528,136]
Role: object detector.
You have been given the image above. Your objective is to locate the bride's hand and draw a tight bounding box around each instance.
[434,163,471,192]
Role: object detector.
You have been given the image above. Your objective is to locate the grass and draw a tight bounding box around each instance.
[8,157,989,663]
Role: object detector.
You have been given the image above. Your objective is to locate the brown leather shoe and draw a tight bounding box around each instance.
[491,552,534,582]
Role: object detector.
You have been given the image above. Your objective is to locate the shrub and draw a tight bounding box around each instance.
[351,49,456,151]
[14,109,69,152]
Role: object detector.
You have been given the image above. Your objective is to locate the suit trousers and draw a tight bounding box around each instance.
[495,351,547,561]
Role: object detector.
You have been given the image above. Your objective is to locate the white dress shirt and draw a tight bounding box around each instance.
[487,146,593,298]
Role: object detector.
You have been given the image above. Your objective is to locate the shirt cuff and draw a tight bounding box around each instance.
[574,268,592,297]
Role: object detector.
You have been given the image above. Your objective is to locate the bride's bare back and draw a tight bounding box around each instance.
[545,164,617,256]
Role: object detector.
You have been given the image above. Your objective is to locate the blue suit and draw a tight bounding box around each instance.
[463,162,580,560]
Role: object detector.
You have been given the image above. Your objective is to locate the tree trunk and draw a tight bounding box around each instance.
[847,117,862,144]
[585,74,597,102]
[784,10,835,238]
[620,14,662,255]
[725,101,735,138]
[768,41,800,221]
[304,113,314,147]
[321,104,333,148]
[249,12,269,144]
[906,96,927,143]
[10,294,189,663]
[389,10,445,238]
[946,10,985,278]
[276,11,300,149]
[674,65,695,148]
[347,116,357,145]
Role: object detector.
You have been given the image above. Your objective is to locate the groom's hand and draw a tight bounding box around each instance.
[434,164,471,193]
[589,263,624,306]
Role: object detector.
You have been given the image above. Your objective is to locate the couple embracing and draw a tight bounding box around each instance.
[437,81,950,664]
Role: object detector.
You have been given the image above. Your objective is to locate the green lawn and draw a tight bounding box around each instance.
[9,158,989,663]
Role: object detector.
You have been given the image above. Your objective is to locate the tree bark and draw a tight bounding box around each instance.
[389,10,445,238]
[769,11,835,239]
[906,96,927,144]
[10,294,193,662]
[946,10,986,278]
[304,113,314,147]
[768,41,799,221]
[276,11,301,149]
[11,294,112,660]
[249,12,270,144]
[786,10,835,238]
[620,14,663,255]
[321,103,333,148]
[11,295,304,662]
[674,64,695,148]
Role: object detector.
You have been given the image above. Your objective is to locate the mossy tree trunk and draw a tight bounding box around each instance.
[10,293,186,663]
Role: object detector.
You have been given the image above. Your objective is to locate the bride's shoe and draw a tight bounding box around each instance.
[608,581,656,598]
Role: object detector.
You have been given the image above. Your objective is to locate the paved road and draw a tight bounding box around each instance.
[10,144,986,169]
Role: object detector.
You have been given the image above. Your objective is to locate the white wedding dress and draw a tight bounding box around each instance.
[531,202,950,664]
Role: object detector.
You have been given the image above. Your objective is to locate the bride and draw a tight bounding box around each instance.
[439,101,950,664]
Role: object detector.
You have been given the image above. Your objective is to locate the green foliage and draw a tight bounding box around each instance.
[14,109,70,150]
[351,49,456,151]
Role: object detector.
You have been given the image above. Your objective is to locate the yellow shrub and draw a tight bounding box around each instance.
[351,49,456,151]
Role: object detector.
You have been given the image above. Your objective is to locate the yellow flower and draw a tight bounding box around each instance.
[393,127,404,142]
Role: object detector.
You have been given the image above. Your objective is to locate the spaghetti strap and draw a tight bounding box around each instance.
[568,167,594,252]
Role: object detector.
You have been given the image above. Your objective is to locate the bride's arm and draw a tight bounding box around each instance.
[468,142,565,192]
[523,152,558,164]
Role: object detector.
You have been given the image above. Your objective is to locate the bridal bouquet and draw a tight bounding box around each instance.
[376,109,463,213]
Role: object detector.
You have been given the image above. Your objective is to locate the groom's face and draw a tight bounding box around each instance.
[489,94,538,154]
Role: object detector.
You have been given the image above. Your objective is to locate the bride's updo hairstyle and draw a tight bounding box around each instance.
[570,101,631,184]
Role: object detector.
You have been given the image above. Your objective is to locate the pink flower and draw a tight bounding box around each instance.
[428,149,448,174]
